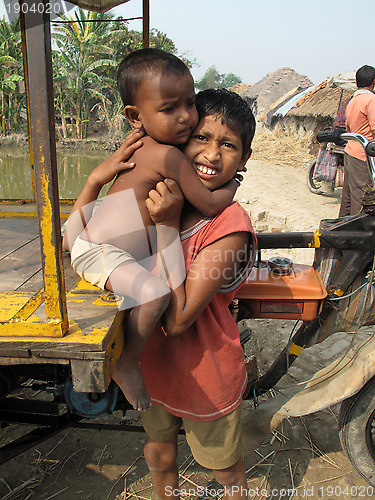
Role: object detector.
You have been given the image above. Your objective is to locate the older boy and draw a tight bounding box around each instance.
[78,89,257,500]
[140,88,256,500]
[65,50,241,411]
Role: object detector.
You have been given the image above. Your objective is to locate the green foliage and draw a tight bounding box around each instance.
[51,9,192,139]
[0,17,24,134]
[1,10,193,139]
[52,8,119,139]
[196,65,242,90]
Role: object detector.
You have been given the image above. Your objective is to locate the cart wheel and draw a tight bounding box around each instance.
[64,377,118,418]
[339,377,375,487]
[306,158,323,194]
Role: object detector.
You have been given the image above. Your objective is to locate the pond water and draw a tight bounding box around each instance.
[0,147,108,200]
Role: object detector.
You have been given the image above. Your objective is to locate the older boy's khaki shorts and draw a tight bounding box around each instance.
[141,404,243,470]
[71,235,135,290]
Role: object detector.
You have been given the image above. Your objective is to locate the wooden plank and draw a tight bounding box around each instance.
[62,252,81,292]
[0,217,43,290]
[0,217,40,260]
[0,214,72,293]
[0,342,99,360]
[0,216,38,231]
[0,234,39,261]
[0,347,31,358]
[0,310,125,354]
[14,251,76,293]
[0,218,39,236]
[0,356,69,365]
[0,238,42,292]
[71,358,108,392]
[30,345,86,359]
[0,218,22,233]
[0,341,84,358]
[14,269,44,293]
[0,340,95,357]
[71,328,124,391]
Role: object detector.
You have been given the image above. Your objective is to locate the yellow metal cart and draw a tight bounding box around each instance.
[0,0,149,461]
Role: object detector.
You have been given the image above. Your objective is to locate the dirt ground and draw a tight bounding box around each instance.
[0,128,374,499]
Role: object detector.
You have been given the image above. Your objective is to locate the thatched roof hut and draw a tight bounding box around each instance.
[286,85,353,119]
[229,83,253,95]
[237,67,313,117]
[270,81,354,153]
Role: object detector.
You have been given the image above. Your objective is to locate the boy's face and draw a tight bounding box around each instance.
[125,72,198,145]
[183,114,251,191]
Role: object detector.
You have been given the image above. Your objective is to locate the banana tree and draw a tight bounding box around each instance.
[51,9,194,139]
[0,55,23,134]
[0,18,24,134]
[53,9,120,139]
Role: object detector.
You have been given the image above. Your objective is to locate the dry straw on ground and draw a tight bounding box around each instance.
[251,126,314,168]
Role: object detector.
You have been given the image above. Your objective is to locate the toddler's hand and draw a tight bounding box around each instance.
[88,129,144,188]
[233,165,247,186]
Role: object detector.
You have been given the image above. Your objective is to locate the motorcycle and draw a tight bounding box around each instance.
[237,128,375,487]
[307,71,356,196]
[307,129,345,195]
[2,130,375,488]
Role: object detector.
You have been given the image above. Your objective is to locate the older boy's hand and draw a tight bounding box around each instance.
[146,179,184,227]
[88,129,144,189]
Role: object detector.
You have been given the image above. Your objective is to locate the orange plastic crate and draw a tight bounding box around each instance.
[236,262,327,320]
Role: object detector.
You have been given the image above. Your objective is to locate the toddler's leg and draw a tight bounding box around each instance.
[106,261,170,411]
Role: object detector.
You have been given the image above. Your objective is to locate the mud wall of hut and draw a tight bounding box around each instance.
[269,115,334,154]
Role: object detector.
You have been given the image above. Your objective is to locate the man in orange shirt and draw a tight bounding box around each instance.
[339,65,375,216]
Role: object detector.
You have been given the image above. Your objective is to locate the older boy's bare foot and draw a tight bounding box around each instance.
[113,366,151,411]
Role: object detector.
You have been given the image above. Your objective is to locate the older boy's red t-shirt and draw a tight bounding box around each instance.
[140,202,256,421]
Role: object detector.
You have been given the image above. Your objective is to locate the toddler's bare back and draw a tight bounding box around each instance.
[82,137,180,260]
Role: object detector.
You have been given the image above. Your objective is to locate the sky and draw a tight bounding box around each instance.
[112,0,375,85]
[2,0,375,86]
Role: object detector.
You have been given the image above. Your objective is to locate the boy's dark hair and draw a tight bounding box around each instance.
[356,65,375,88]
[195,89,256,157]
[117,48,191,106]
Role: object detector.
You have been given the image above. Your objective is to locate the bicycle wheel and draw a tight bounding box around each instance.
[339,377,375,487]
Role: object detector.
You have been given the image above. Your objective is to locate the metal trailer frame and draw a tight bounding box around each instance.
[0,0,149,463]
